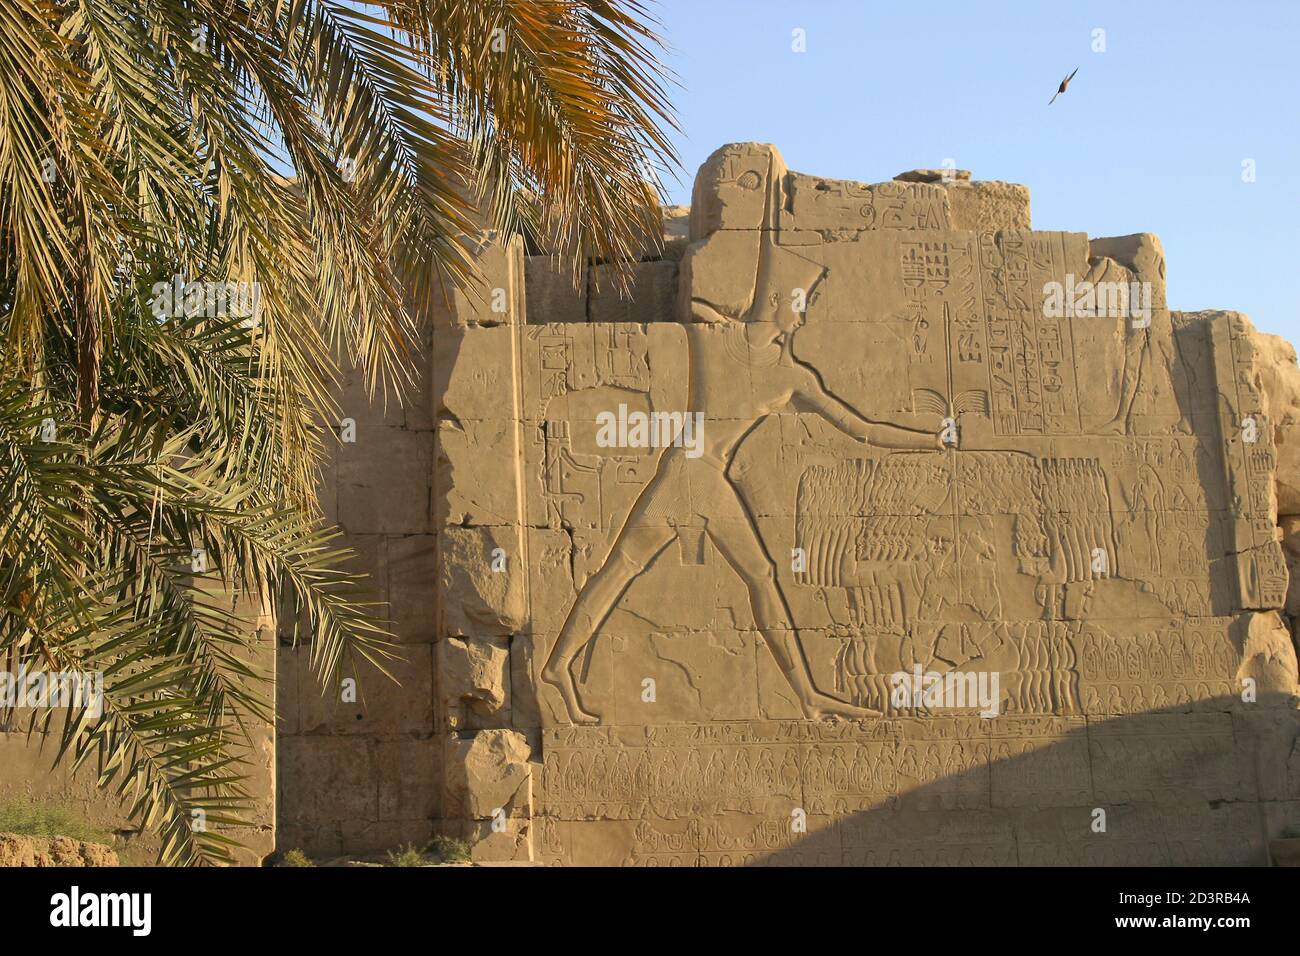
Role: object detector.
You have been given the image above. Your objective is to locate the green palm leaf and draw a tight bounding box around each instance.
[1,0,676,864]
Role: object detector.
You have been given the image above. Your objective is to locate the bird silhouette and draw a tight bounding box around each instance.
[1049,67,1079,105]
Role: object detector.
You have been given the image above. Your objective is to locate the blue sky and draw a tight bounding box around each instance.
[652,0,1299,342]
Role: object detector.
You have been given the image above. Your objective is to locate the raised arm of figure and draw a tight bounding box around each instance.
[792,365,942,450]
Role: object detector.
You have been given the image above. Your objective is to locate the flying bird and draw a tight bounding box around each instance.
[1049,67,1079,104]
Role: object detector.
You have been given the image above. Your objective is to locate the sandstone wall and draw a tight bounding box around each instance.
[276,142,1300,866]
[427,144,1300,865]
[275,334,440,857]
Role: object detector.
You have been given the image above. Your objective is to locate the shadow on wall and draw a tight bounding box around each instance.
[738,694,1300,867]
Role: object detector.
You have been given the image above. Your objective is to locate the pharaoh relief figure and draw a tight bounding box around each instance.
[1084,233,1184,434]
[542,144,949,724]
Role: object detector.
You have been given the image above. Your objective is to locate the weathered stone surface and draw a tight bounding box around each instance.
[375,739,441,822]
[589,260,678,325]
[975,181,1032,230]
[676,230,763,321]
[786,170,951,235]
[1240,611,1299,695]
[443,730,533,821]
[896,168,973,183]
[437,526,525,636]
[1249,324,1300,515]
[386,534,438,643]
[278,735,377,827]
[661,204,690,260]
[336,426,433,534]
[0,834,118,867]
[437,637,510,729]
[525,256,587,324]
[427,232,525,329]
[435,419,518,526]
[431,324,516,422]
[956,181,1032,232]
[892,171,1029,232]
[471,826,534,862]
[1282,514,1300,619]
[290,644,433,736]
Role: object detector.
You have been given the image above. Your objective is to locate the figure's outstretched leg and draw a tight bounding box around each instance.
[542,523,674,724]
[707,517,880,719]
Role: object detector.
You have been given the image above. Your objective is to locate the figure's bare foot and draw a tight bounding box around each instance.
[800,691,881,720]
[541,660,601,725]
[1097,418,1127,436]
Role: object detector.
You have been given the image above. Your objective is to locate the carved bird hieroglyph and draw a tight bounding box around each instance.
[1049,66,1079,105]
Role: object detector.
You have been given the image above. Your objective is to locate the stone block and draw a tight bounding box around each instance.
[386,534,438,643]
[589,260,678,324]
[443,729,533,820]
[336,426,433,534]
[291,643,433,737]
[434,419,519,527]
[437,525,526,637]
[525,256,587,324]
[437,636,511,730]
